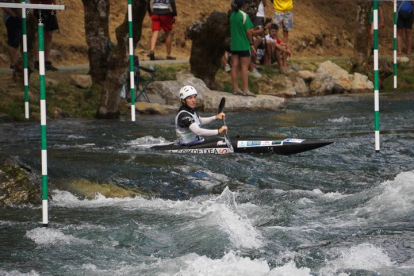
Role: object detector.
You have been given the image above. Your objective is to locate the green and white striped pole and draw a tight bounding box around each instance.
[393,0,398,89]
[373,0,380,152]
[128,0,136,122]
[22,0,29,119]
[38,23,49,227]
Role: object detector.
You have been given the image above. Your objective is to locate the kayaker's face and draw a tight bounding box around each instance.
[184,95,197,109]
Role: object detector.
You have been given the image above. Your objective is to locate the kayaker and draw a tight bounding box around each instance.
[175,86,228,146]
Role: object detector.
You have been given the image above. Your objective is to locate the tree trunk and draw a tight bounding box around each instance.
[188,0,260,90]
[96,0,148,119]
[353,1,370,68]
[82,0,110,84]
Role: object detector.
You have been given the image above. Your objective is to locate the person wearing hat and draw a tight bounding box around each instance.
[175,86,227,146]
[230,0,256,97]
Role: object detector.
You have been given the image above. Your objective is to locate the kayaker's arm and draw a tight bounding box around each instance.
[189,123,219,136]
[199,116,216,125]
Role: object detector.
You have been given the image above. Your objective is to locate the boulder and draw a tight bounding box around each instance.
[147,76,207,107]
[176,72,210,95]
[203,91,285,112]
[70,74,92,89]
[146,81,183,107]
[350,72,374,93]
[45,77,59,87]
[293,77,310,97]
[309,72,336,95]
[52,107,71,118]
[0,157,41,206]
[135,102,177,115]
[297,70,316,82]
[316,60,352,93]
[259,75,297,98]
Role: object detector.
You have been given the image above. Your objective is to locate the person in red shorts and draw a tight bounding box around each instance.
[147,0,177,60]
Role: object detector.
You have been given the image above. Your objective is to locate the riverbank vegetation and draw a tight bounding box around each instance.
[0,58,411,121]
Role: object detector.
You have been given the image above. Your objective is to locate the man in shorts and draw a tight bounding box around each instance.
[31,0,59,71]
[397,0,414,56]
[270,0,293,53]
[1,0,22,70]
[147,0,177,61]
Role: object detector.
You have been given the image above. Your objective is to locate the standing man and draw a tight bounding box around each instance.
[1,0,22,70]
[147,0,177,61]
[31,0,59,71]
[270,0,293,56]
[397,0,414,56]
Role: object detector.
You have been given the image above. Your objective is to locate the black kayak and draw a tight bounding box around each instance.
[151,137,333,155]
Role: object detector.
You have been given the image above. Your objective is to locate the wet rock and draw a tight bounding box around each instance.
[70,74,92,89]
[0,157,41,206]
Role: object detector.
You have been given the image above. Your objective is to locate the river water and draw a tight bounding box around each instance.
[1,92,413,276]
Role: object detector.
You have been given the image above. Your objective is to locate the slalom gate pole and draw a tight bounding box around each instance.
[128,0,136,122]
[22,0,29,119]
[393,0,398,89]
[373,0,380,152]
[38,23,49,227]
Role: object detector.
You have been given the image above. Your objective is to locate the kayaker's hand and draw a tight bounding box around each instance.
[218,126,228,134]
[216,112,225,120]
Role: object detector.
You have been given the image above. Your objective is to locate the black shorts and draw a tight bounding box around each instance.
[231,50,251,57]
[34,10,59,32]
[397,11,414,29]
[253,16,264,28]
[6,16,22,48]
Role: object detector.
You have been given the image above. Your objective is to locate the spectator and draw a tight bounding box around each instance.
[397,0,414,56]
[270,0,293,54]
[263,24,291,68]
[230,0,256,97]
[253,0,265,28]
[147,0,177,61]
[31,0,59,71]
[1,0,22,70]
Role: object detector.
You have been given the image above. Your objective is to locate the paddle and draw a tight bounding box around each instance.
[218,97,234,152]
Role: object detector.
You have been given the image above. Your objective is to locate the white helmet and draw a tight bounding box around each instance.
[179,85,198,100]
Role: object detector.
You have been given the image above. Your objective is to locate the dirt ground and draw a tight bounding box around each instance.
[0,0,401,68]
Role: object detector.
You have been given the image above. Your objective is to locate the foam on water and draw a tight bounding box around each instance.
[125,135,173,149]
[355,170,414,220]
[0,270,40,276]
[319,243,394,275]
[328,116,351,123]
[51,188,263,249]
[71,251,312,276]
[26,227,92,245]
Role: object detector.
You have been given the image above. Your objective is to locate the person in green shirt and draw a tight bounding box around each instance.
[230,0,256,97]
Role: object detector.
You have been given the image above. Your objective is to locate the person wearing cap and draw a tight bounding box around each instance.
[230,0,256,97]
[175,86,227,146]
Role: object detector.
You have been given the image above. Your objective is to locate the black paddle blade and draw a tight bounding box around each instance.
[218,97,226,114]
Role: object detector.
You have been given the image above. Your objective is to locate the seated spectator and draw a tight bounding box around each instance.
[264,24,291,68]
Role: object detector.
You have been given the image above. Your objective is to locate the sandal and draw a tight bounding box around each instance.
[233,90,245,96]
[244,90,257,97]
